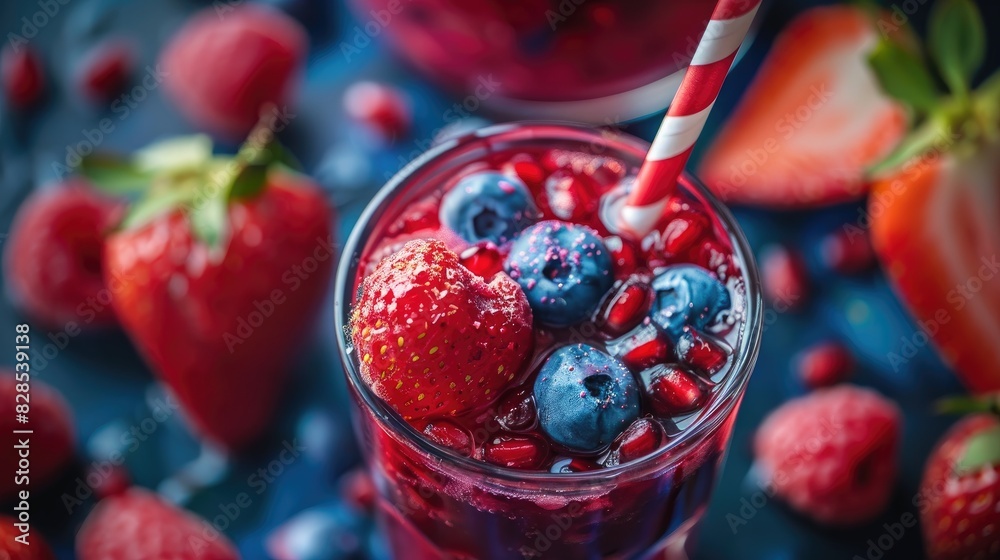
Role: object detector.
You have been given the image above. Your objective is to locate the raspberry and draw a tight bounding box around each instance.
[160,4,306,139]
[753,385,901,526]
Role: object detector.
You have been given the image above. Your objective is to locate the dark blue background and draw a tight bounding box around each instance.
[1,0,997,558]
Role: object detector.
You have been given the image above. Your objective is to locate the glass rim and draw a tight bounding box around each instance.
[334,122,763,485]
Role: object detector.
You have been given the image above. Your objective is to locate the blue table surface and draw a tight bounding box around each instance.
[2,0,998,558]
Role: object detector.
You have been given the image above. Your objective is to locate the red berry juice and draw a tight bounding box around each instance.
[336,124,762,559]
[349,0,720,119]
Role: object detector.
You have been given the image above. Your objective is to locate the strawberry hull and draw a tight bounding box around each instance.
[105,175,334,449]
[336,124,763,559]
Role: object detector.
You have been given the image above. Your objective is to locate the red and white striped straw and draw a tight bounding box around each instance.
[617,0,762,237]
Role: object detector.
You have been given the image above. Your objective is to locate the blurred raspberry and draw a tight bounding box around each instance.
[160,4,306,139]
[754,385,901,525]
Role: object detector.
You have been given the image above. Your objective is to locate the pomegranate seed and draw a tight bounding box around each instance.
[483,435,548,470]
[623,336,672,371]
[459,242,503,278]
[423,421,474,456]
[795,341,854,389]
[820,228,875,274]
[500,154,546,189]
[1,45,45,108]
[339,468,376,511]
[613,418,664,463]
[344,81,411,140]
[761,244,809,310]
[497,387,536,431]
[543,169,599,222]
[691,238,734,278]
[642,210,709,262]
[77,40,132,102]
[603,235,641,278]
[640,364,708,416]
[675,329,730,375]
[610,323,672,371]
[599,280,652,336]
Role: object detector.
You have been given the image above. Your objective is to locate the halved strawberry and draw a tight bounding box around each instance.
[350,239,534,420]
[871,148,1000,393]
[699,6,907,207]
[866,0,1000,393]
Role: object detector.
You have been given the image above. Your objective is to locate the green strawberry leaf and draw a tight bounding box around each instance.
[228,162,269,201]
[955,425,1000,475]
[133,135,214,173]
[867,116,949,177]
[79,154,155,195]
[929,0,985,98]
[937,393,1000,416]
[120,188,193,231]
[188,190,228,248]
[868,38,942,115]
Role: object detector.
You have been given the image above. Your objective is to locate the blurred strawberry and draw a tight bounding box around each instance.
[0,515,55,559]
[919,396,1000,560]
[76,488,239,560]
[1,372,75,501]
[3,181,120,330]
[161,4,306,139]
[699,6,907,207]
[1,44,45,109]
[85,130,334,449]
[867,0,1000,392]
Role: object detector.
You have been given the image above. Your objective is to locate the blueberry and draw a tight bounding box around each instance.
[649,265,731,340]
[533,344,640,452]
[505,220,614,327]
[439,171,538,245]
